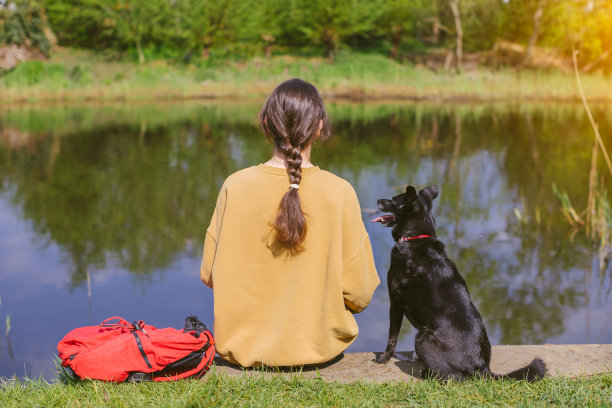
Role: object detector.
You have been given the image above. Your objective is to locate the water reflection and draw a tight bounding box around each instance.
[0,102,610,379]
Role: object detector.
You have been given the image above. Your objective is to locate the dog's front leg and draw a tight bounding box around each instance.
[375,301,403,363]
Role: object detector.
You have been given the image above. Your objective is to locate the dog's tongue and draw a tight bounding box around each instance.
[371,215,394,223]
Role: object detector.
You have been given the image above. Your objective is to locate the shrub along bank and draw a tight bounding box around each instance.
[2,48,612,104]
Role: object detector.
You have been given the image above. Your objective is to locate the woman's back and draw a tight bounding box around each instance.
[201,164,378,366]
[200,78,379,367]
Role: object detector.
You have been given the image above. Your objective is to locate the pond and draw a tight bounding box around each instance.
[0,102,611,380]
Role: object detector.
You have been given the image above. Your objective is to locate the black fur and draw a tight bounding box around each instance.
[373,185,547,381]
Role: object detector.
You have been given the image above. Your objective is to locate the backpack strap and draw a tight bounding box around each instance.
[131,320,153,369]
[99,316,132,328]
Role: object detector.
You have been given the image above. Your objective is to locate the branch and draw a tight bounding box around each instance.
[581,47,612,73]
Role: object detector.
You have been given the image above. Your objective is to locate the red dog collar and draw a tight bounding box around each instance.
[398,234,430,243]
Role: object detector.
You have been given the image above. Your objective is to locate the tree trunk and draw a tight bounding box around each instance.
[202,36,212,60]
[449,0,463,72]
[261,34,275,59]
[443,50,454,72]
[201,47,210,60]
[323,29,336,64]
[135,37,145,64]
[522,0,545,67]
[390,29,402,61]
[432,16,440,44]
[431,115,439,146]
[326,47,335,64]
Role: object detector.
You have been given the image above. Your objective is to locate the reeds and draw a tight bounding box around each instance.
[552,183,584,228]
[553,51,612,269]
[0,297,13,360]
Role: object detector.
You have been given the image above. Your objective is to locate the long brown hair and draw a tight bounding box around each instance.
[259,78,331,253]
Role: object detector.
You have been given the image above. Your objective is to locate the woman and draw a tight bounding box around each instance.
[201,78,379,367]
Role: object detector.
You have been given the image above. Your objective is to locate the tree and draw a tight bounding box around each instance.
[251,0,301,57]
[44,0,116,49]
[375,0,423,60]
[1,0,51,55]
[298,0,384,63]
[448,0,463,71]
[44,0,173,62]
[551,0,612,72]
[457,0,503,52]
[174,0,248,60]
[522,0,546,66]
[104,1,170,64]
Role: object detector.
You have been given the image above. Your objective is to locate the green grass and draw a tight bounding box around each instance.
[1,48,612,104]
[1,373,611,407]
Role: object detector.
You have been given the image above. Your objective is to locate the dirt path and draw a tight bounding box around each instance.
[210,344,612,382]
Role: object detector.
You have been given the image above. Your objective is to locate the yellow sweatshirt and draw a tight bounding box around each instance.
[201,164,379,367]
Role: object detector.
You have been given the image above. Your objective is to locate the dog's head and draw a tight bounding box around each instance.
[372,185,439,240]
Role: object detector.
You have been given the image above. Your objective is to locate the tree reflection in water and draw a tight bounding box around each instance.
[0,102,610,354]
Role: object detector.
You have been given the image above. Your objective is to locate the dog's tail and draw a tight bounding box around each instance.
[482,358,547,382]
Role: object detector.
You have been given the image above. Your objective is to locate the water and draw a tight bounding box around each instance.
[0,102,611,380]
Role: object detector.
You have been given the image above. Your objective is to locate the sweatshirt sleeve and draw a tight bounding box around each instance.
[341,184,380,313]
[200,182,228,289]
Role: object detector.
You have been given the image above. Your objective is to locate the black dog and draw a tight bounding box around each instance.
[372,184,547,381]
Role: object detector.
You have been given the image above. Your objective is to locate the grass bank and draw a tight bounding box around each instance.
[1,48,612,104]
[1,373,611,407]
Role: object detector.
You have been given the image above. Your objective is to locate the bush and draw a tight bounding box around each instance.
[0,60,92,87]
[0,0,50,55]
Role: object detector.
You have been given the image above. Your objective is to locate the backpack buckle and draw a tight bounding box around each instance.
[126,372,152,382]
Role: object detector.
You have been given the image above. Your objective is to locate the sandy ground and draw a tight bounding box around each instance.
[209,344,612,383]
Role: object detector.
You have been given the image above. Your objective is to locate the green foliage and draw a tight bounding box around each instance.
[107,1,171,63]
[374,0,419,58]
[43,0,175,62]
[3,49,612,103]
[250,0,302,55]
[1,59,63,85]
[175,0,251,61]
[541,0,612,71]
[0,59,90,86]
[0,0,50,55]
[295,0,385,61]
[460,0,505,51]
[53,356,80,385]
[42,0,111,48]
[32,0,612,70]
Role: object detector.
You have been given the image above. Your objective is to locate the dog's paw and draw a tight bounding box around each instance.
[374,353,391,364]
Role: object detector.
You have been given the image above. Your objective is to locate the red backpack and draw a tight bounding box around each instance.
[57,316,215,382]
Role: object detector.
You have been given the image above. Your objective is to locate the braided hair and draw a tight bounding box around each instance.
[259,78,331,253]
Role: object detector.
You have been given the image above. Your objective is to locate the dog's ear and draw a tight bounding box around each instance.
[420,185,439,203]
[405,186,417,198]
[404,186,421,211]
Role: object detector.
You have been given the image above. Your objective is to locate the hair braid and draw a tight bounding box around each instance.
[285,145,303,185]
[271,140,306,252]
[260,78,331,254]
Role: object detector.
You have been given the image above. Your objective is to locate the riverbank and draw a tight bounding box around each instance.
[1,48,612,105]
[213,344,612,382]
[1,345,611,407]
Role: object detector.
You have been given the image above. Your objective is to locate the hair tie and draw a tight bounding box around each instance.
[289,184,300,190]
